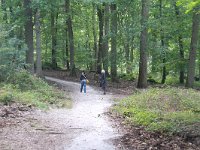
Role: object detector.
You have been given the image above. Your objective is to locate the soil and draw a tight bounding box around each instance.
[0,70,200,150]
[0,76,124,150]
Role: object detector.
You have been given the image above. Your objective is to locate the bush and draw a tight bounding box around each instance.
[113,87,200,134]
[0,71,69,109]
[0,90,13,105]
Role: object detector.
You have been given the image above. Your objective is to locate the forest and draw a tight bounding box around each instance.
[0,0,200,149]
[0,0,199,87]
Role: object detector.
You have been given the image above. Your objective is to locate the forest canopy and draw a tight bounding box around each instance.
[0,0,199,88]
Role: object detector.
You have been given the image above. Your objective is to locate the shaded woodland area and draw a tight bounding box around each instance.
[0,0,199,88]
[0,1,200,149]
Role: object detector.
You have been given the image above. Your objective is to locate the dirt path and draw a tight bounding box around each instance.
[0,77,122,150]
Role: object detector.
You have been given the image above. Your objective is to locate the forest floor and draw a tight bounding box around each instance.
[0,70,199,150]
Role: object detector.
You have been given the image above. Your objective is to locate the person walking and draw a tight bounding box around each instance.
[80,71,87,93]
[100,69,106,95]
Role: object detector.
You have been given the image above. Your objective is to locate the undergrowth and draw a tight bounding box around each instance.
[0,70,70,109]
[113,87,200,134]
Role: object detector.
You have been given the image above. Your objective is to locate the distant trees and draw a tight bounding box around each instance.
[0,0,199,88]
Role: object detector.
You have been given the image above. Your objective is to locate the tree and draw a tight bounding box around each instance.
[110,3,117,81]
[174,0,185,84]
[64,1,70,70]
[66,0,76,76]
[35,8,42,77]
[97,4,104,74]
[186,6,200,87]
[24,0,34,73]
[92,3,98,71]
[160,0,166,84]
[103,3,109,75]
[137,0,149,88]
[50,2,58,69]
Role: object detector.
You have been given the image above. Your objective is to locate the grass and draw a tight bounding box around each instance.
[0,70,71,110]
[113,87,200,134]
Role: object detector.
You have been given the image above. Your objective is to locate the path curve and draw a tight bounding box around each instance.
[0,77,122,150]
[45,77,121,150]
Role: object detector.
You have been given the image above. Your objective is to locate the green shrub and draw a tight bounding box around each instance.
[114,87,200,133]
[0,72,69,109]
[0,90,13,105]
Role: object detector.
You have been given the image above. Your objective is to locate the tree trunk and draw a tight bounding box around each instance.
[51,9,58,69]
[97,5,104,74]
[64,1,70,70]
[186,6,200,87]
[160,0,166,84]
[103,3,109,75]
[66,0,76,76]
[174,2,185,84]
[35,9,42,77]
[125,41,130,74]
[137,0,149,88]
[92,3,98,71]
[24,0,34,74]
[110,3,117,81]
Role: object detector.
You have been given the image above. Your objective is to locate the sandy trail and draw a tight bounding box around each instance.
[0,77,122,150]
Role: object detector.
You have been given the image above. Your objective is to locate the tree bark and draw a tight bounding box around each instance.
[51,10,58,69]
[125,41,130,74]
[24,0,34,74]
[66,0,76,76]
[35,9,42,77]
[110,3,117,81]
[174,1,184,84]
[160,0,166,84]
[103,3,109,75]
[92,3,98,71]
[64,1,70,70]
[137,0,149,88]
[97,5,104,74]
[186,6,200,87]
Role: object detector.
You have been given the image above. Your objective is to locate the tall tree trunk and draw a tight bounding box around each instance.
[110,3,117,81]
[129,37,134,73]
[151,32,157,72]
[64,1,70,70]
[125,41,130,74]
[51,12,57,69]
[66,0,76,76]
[35,9,42,77]
[103,3,109,75]
[97,5,104,74]
[92,3,98,71]
[24,0,34,73]
[160,0,166,84]
[137,0,149,88]
[186,6,200,87]
[174,2,184,84]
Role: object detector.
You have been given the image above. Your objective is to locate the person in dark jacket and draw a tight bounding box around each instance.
[80,71,87,93]
[100,69,106,94]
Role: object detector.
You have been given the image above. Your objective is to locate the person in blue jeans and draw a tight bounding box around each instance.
[80,71,87,93]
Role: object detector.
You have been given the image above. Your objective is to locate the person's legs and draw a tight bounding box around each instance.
[80,81,84,92]
[83,80,86,93]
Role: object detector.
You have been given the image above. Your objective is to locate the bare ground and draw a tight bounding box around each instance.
[1,70,200,150]
[0,76,123,150]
